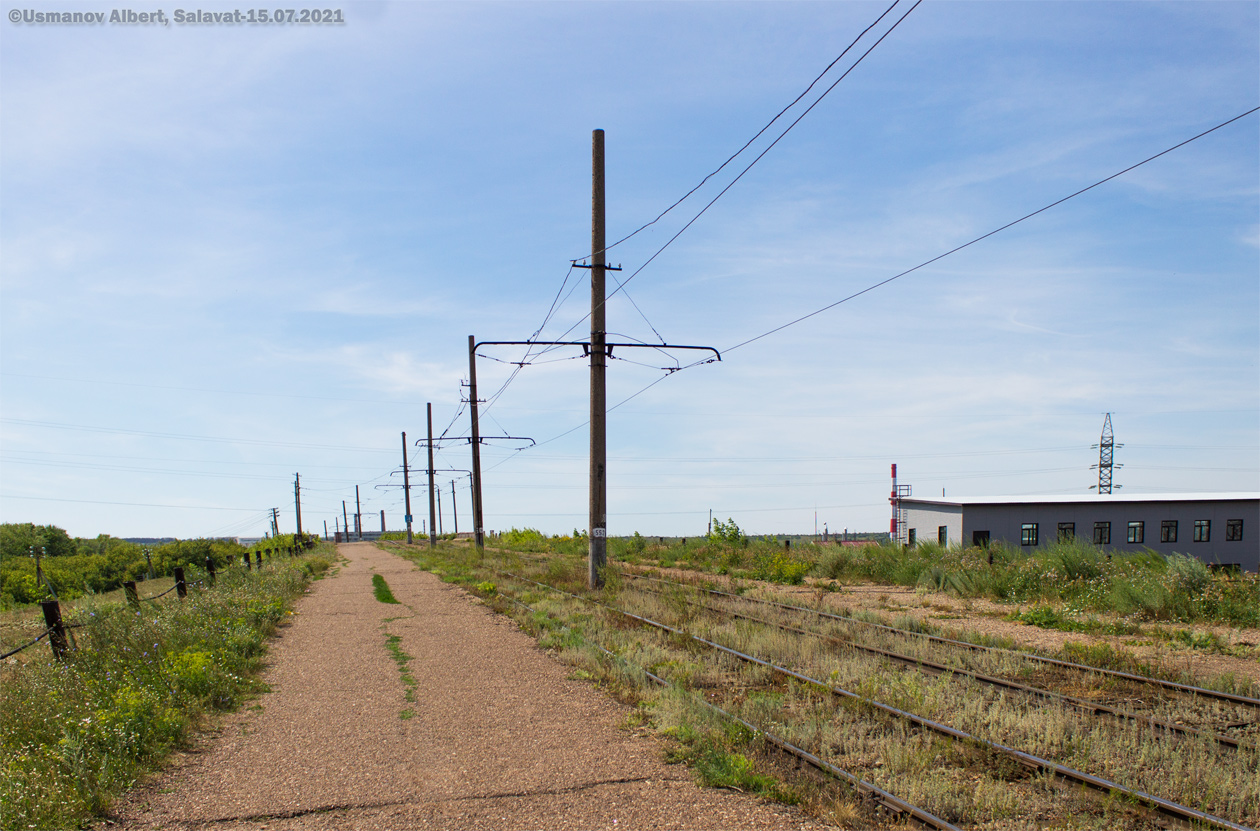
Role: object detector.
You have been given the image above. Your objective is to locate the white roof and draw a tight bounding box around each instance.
[901,492,1259,507]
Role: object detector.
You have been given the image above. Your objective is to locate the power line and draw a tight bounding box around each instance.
[1,418,397,454]
[467,2,917,422]
[0,494,266,511]
[574,0,906,263]
[550,0,924,347]
[725,105,1260,353]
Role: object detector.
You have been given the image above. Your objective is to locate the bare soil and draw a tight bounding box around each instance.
[105,543,830,830]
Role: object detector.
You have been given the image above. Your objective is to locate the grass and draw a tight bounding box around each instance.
[0,548,333,831]
[383,633,417,715]
[371,573,399,604]
[609,531,1260,628]
[382,538,1260,830]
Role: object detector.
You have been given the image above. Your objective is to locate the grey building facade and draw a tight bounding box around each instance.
[900,493,1259,573]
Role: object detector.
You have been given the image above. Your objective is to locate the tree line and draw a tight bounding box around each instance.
[0,522,276,607]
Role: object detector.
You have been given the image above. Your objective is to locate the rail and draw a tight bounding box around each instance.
[487,569,960,831]
[486,563,1254,831]
[629,571,1260,709]
[629,577,1247,750]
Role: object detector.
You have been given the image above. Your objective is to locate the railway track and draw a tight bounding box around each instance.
[627,575,1248,750]
[628,571,1259,706]
[490,579,961,831]
[460,554,1258,830]
[624,571,1260,747]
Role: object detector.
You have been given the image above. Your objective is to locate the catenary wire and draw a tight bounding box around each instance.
[572,0,905,263]
[550,0,924,346]
[725,105,1260,353]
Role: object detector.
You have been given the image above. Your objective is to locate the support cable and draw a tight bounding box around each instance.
[725,105,1260,353]
[551,0,924,347]
[573,0,906,263]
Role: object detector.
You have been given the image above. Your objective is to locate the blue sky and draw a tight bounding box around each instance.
[1,1,1257,541]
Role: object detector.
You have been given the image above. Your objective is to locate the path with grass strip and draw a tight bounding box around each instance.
[107,543,824,830]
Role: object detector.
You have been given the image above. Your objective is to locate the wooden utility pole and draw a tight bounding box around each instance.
[402,431,414,544]
[294,473,303,537]
[427,403,437,547]
[450,480,458,535]
[342,501,349,542]
[468,335,485,556]
[355,486,362,540]
[589,128,608,589]
[436,485,443,536]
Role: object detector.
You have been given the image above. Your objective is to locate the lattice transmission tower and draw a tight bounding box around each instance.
[1090,412,1123,494]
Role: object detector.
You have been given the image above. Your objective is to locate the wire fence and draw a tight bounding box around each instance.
[0,538,319,664]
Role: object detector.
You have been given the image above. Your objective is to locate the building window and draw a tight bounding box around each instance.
[938,526,947,545]
[908,528,916,546]
[972,530,990,547]
[1160,520,1177,544]
[1057,522,1075,542]
[1193,520,1210,543]
[1226,519,1243,542]
[1093,522,1110,545]
[1021,523,1038,546]
[1127,521,1144,544]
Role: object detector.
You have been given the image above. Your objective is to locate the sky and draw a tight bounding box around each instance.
[1,0,1257,542]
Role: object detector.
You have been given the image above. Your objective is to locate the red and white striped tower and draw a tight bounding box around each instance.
[890,464,899,541]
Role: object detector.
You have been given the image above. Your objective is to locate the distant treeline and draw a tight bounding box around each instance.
[0,523,303,607]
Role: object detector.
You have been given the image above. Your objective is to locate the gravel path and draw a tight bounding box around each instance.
[107,543,827,830]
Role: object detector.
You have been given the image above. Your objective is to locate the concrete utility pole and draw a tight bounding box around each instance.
[427,403,438,548]
[294,473,303,537]
[589,128,608,589]
[436,485,443,536]
[342,501,349,542]
[468,335,485,556]
[450,480,458,535]
[355,486,362,540]
[380,509,385,532]
[323,520,328,541]
[402,431,414,544]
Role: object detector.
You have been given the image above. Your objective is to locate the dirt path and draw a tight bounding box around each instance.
[108,543,826,830]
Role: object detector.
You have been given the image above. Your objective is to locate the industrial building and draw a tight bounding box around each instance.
[896,493,1259,573]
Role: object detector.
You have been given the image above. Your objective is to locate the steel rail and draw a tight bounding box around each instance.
[485,568,960,831]
[631,580,1244,750]
[627,571,1260,709]
[491,565,1254,831]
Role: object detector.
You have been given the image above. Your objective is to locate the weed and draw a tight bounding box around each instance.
[371,574,399,604]
[0,553,328,829]
[383,633,417,705]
